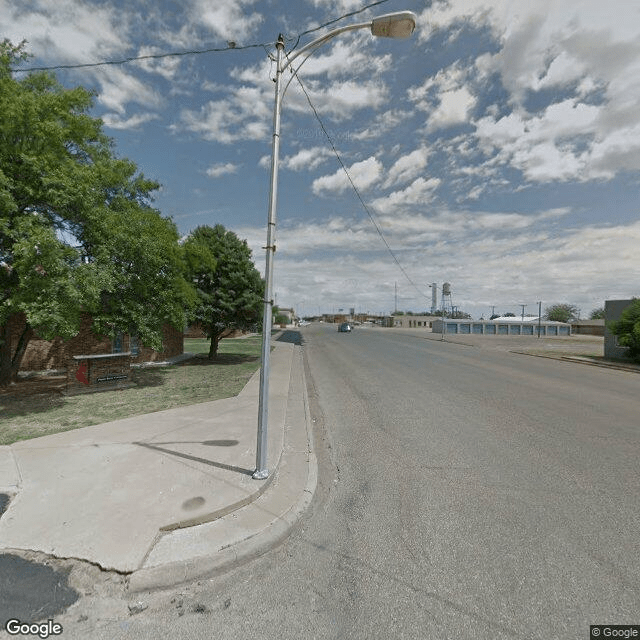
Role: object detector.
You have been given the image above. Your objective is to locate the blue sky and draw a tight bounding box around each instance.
[4,0,640,319]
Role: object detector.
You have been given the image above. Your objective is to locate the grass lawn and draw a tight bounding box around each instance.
[0,335,263,445]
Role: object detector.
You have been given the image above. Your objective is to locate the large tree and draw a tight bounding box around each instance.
[184,225,263,359]
[544,303,579,323]
[0,41,193,385]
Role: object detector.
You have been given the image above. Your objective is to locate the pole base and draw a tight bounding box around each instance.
[252,468,269,480]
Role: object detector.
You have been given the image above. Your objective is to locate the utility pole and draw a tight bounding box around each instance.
[537,301,542,338]
[395,282,398,314]
[520,304,527,320]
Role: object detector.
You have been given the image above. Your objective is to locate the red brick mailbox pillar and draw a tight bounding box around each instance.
[67,352,133,395]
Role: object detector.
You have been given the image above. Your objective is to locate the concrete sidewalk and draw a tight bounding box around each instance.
[0,340,316,591]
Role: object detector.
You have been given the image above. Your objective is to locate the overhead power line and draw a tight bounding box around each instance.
[290,69,431,305]
[11,42,269,73]
[287,0,391,53]
[10,0,391,73]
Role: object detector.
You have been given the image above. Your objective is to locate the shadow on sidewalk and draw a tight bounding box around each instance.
[134,441,254,477]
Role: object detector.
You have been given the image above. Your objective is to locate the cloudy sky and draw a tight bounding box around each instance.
[4,0,640,318]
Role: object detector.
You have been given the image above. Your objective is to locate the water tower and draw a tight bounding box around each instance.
[442,282,452,316]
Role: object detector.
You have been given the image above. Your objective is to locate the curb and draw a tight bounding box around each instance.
[509,350,640,373]
[128,344,317,592]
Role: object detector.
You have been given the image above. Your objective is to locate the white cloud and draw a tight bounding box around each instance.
[96,67,164,114]
[420,1,640,182]
[237,211,640,317]
[474,99,606,181]
[101,112,160,130]
[408,63,476,131]
[371,177,441,214]
[189,0,262,42]
[351,109,414,141]
[294,36,392,79]
[312,156,382,195]
[307,0,364,10]
[134,46,182,80]
[287,79,388,120]
[176,85,272,143]
[205,162,240,178]
[282,147,332,171]
[383,148,429,188]
[1,0,128,64]
[428,87,476,130]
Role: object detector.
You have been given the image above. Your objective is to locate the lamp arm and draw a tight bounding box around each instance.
[279,21,372,74]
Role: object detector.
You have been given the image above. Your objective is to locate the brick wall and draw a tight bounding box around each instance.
[8,313,183,371]
[130,323,184,363]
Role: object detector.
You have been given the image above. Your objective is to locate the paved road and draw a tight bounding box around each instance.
[47,324,640,639]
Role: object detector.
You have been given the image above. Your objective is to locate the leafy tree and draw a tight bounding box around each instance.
[589,307,605,320]
[0,41,193,385]
[544,303,578,323]
[608,298,640,362]
[183,225,263,359]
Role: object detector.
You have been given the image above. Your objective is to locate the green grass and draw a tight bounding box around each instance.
[0,336,263,445]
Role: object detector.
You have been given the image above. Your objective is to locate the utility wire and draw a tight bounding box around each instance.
[289,67,431,305]
[10,0,391,73]
[286,0,391,53]
[11,42,269,72]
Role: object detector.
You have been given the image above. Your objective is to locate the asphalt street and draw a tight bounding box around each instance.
[17,324,640,640]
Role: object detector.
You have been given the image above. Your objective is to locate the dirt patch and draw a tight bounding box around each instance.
[0,375,67,398]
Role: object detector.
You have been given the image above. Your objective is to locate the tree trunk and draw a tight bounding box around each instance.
[12,324,34,381]
[208,330,220,360]
[0,316,34,386]
[0,320,12,387]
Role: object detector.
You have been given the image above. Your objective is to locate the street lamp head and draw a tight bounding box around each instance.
[370,11,417,38]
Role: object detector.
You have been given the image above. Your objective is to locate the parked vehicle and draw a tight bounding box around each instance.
[338,323,352,332]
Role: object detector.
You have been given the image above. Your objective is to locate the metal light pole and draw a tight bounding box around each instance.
[253,12,417,479]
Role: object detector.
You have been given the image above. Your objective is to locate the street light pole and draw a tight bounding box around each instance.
[254,12,417,479]
[254,34,285,480]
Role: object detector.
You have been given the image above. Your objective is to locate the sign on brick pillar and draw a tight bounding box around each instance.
[66,352,133,395]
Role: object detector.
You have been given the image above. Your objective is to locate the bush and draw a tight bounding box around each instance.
[608,298,640,362]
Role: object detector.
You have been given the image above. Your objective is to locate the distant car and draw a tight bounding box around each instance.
[338,323,352,332]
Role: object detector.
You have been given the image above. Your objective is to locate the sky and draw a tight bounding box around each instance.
[3,0,640,319]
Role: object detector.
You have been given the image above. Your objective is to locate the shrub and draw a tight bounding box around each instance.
[608,298,640,362]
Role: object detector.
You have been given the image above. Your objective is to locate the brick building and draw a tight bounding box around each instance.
[8,312,183,372]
